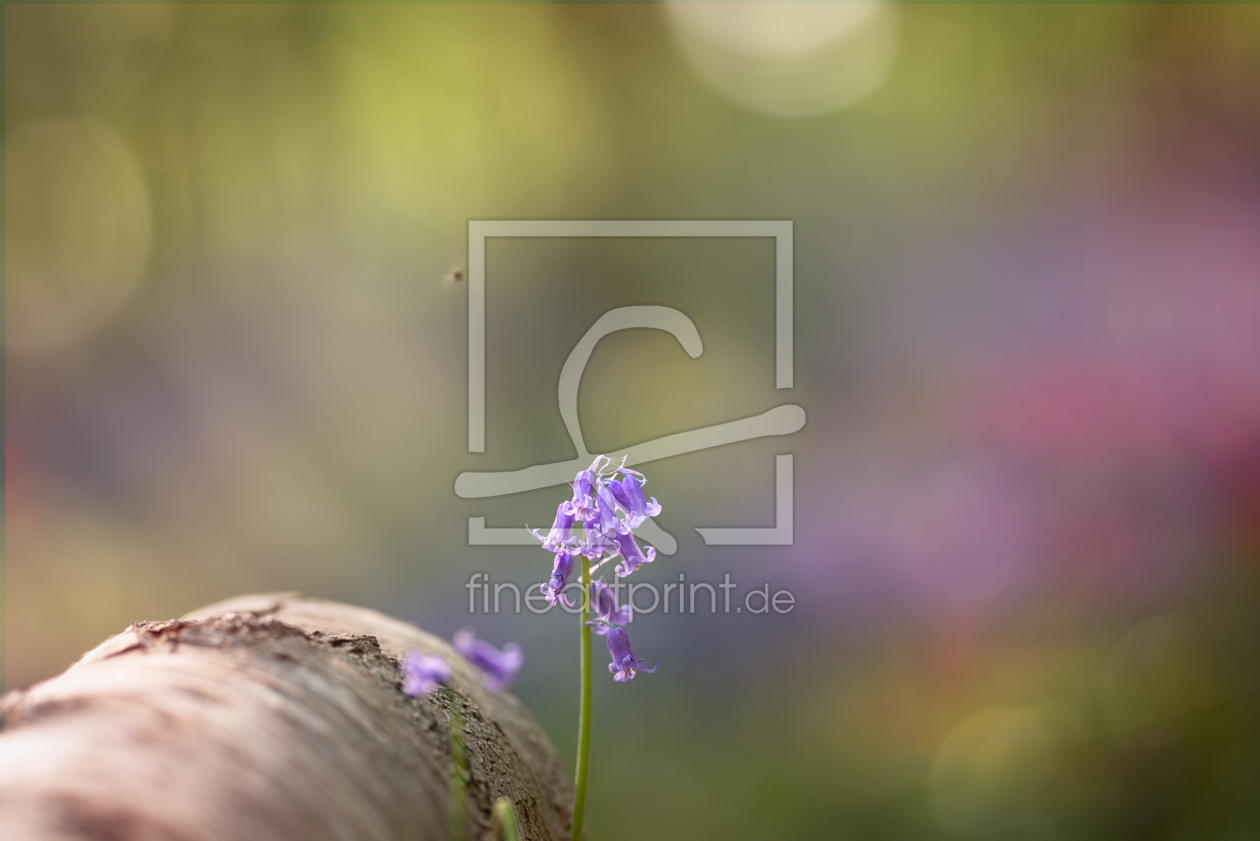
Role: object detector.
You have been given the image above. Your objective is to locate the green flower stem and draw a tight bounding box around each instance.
[570,559,593,841]
[449,700,467,841]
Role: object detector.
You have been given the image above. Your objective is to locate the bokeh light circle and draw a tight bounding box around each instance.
[664,1,900,118]
[1100,614,1212,740]
[931,705,1060,836]
[5,119,153,353]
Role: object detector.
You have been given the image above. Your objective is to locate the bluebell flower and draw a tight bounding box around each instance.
[531,502,578,553]
[611,530,656,578]
[586,579,630,635]
[610,471,661,526]
[401,650,452,697]
[593,483,628,536]
[453,629,523,693]
[563,469,598,521]
[579,517,613,559]
[605,627,657,682]
[604,479,639,527]
[541,550,577,606]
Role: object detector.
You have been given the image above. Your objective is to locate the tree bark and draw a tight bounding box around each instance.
[0,592,574,841]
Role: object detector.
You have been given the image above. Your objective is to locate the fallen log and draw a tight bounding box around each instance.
[0,592,574,841]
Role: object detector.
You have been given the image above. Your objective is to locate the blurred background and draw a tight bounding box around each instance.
[6,3,1260,839]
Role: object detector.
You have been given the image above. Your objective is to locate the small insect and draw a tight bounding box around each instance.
[442,263,466,287]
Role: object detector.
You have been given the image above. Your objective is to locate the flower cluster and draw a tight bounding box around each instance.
[531,456,659,681]
[401,629,522,697]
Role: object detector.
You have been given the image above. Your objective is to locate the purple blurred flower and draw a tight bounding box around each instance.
[586,579,630,635]
[401,650,452,697]
[531,502,578,553]
[605,627,657,682]
[611,530,655,578]
[541,550,577,606]
[607,471,661,528]
[453,629,523,693]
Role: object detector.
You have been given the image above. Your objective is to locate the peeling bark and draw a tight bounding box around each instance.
[1,593,573,841]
